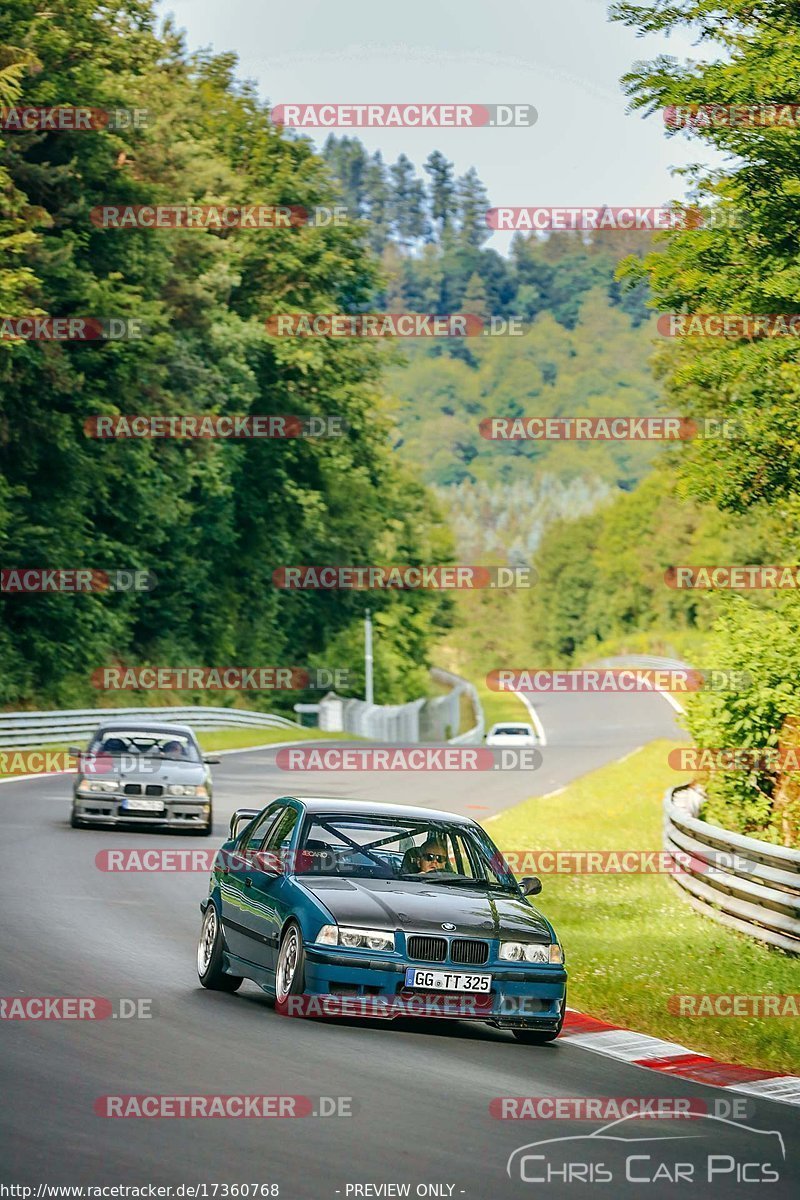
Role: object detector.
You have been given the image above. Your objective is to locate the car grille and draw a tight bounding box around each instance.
[145,785,164,797]
[451,938,490,965]
[406,935,447,963]
[123,784,142,796]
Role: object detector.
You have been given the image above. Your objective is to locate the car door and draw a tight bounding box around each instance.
[244,804,301,976]
[219,805,283,964]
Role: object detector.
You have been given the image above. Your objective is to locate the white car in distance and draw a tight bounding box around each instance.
[485,721,539,747]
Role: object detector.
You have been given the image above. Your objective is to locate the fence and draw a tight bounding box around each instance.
[0,706,300,749]
[318,667,484,745]
[664,784,800,955]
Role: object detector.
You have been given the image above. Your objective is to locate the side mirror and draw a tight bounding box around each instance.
[204,755,220,764]
[521,876,542,896]
[229,808,261,841]
[68,746,83,758]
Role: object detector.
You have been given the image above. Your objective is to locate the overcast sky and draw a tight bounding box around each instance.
[156,0,720,253]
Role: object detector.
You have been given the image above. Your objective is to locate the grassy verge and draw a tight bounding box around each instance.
[195,726,353,752]
[0,724,352,779]
[477,682,532,729]
[485,740,798,1074]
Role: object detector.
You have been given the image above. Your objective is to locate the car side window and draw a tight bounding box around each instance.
[262,807,299,853]
[238,808,282,855]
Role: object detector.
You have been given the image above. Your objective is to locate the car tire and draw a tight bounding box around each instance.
[70,807,86,830]
[275,921,305,1005]
[197,903,242,992]
[512,995,566,1044]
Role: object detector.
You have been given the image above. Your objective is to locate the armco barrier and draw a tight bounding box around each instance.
[318,668,484,745]
[0,706,300,749]
[429,667,484,745]
[664,784,800,955]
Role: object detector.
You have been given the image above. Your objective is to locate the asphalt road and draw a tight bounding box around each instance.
[1,689,797,1199]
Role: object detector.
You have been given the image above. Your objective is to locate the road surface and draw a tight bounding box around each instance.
[2,689,796,1198]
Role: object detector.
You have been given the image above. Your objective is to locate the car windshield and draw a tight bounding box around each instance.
[89,730,201,763]
[295,815,518,891]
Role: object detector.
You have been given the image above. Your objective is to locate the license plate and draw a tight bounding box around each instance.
[121,798,165,812]
[405,967,492,993]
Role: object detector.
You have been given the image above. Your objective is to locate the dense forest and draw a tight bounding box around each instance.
[0,0,454,709]
[526,0,800,844]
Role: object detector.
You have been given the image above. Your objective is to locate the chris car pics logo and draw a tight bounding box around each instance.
[506,1114,784,1186]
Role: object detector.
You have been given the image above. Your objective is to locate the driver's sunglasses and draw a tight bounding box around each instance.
[422,852,447,863]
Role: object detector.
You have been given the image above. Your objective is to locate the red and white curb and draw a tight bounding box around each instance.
[561,1009,800,1109]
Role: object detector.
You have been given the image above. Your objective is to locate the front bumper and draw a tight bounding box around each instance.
[301,945,566,1027]
[73,794,210,829]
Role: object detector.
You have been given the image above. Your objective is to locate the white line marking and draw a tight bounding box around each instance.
[517,692,547,745]
[659,691,686,714]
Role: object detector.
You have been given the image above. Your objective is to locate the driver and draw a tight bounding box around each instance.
[417,837,450,873]
[162,739,186,759]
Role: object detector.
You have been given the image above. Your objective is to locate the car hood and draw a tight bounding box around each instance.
[105,760,206,785]
[298,876,552,941]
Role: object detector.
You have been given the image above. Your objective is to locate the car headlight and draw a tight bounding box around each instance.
[499,941,562,963]
[77,778,119,794]
[315,924,395,952]
[167,784,209,798]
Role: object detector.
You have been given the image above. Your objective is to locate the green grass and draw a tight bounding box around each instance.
[195,726,353,752]
[477,682,533,730]
[484,740,799,1074]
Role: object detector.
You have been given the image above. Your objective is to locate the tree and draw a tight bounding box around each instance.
[0,0,453,708]
[423,150,457,237]
[456,167,490,248]
[613,0,800,517]
[388,153,429,251]
[461,271,489,320]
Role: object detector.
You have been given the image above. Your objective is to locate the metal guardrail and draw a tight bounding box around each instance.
[429,667,485,745]
[317,668,485,745]
[0,706,300,748]
[664,784,800,955]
